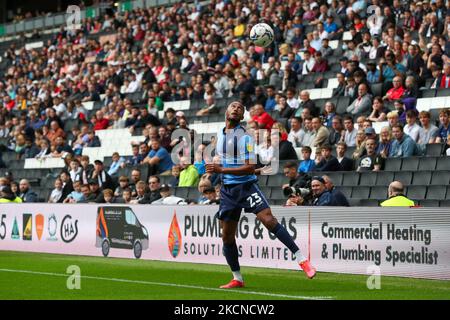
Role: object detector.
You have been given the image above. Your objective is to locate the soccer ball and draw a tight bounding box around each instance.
[249,23,274,48]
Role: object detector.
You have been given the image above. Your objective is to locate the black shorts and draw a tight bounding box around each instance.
[217,180,270,222]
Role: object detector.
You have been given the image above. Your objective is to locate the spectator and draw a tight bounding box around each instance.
[18,179,38,203]
[380,181,415,207]
[92,111,109,131]
[357,138,384,172]
[114,176,130,198]
[296,90,319,117]
[63,180,85,203]
[436,108,450,144]
[346,83,373,117]
[196,96,219,117]
[121,188,132,204]
[276,95,295,119]
[322,175,350,207]
[129,169,142,196]
[322,102,336,128]
[102,189,122,204]
[417,111,439,148]
[327,115,344,146]
[332,73,347,98]
[352,129,368,160]
[271,130,297,160]
[282,161,311,190]
[202,187,220,205]
[383,76,405,102]
[404,110,421,142]
[124,144,144,167]
[297,146,316,173]
[48,178,64,203]
[285,192,305,206]
[387,111,400,128]
[168,165,180,188]
[148,176,162,203]
[152,184,187,205]
[377,126,393,159]
[0,186,23,203]
[390,124,420,157]
[287,117,305,148]
[341,116,357,147]
[368,97,389,122]
[251,104,275,129]
[130,181,151,204]
[311,176,336,206]
[264,85,277,111]
[46,121,66,146]
[315,145,341,172]
[143,138,173,175]
[311,117,330,148]
[178,156,199,187]
[335,142,354,171]
[91,160,114,190]
[68,159,82,182]
[107,152,126,177]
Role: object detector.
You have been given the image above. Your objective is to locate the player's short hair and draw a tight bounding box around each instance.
[439,108,449,117]
[406,109,418,118]
[336,142,347,150]
[102,189,113,197]
[419,111,431,119]
[343,115,353,122]
[392,124,404,131]
[302,146,312,153]
[136,181,147,188]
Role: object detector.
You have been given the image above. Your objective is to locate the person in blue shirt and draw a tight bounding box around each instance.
[144,138,173,174]
[107,152,126,177]
[264,85,277,111]
[389,124,419,158]
[298,146,316,173]
[206,101,316,289]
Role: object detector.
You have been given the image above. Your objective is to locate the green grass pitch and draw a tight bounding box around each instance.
[0,251,449,300]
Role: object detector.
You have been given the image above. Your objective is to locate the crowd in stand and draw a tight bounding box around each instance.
[0,0,449,206]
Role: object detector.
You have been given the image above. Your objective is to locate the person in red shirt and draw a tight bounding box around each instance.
[251,104,275,129]
[383,76,405,102]
[3,95,15,111]
[438,64,450,89]
[92,110,109,131]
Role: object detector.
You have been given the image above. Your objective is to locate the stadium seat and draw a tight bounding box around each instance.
[174,187,189,199]
[351,186,370,199]
[337,186,352,198]
[425,144,444,156]
[412,171,432,185]
[187,188,200,201]
[436,88,450,97]
[326,172,343,186]
[341,172,359,186]
[418,157,437,171]
[375,171,394,186]
[336,96,350,115]
[370,83,383,98]
[436,157,450,171]
[271,188,286,200]
[344,146,356,159]
[401,157,419,171]
[430,171,450,185]
[370,186,388,200]
[394,171,413,185]
[267,175,288,187]
[384,158,402,171]
[348,199,361,207]
[419,200,440,207]
[406,186,427,200]
[426,186,447,200]
[440,200,450,207]
[359,199,380,207]
[359,172,377,186]
[421,89,436,98]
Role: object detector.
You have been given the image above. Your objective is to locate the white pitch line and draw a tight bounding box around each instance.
[0,268,333,300]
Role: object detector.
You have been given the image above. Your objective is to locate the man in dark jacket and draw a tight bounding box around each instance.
[148,175,162,203]
[18,179,38,202]
[91,160,114,190]
[311,176,337,206]
[271,131,298,160]
[58,171,74,203]
[315,145,341,171]
[322,175,350,207]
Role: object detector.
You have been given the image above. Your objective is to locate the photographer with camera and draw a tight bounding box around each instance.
[282,161,312,205]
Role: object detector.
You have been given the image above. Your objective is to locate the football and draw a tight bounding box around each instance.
[249,23,274,47]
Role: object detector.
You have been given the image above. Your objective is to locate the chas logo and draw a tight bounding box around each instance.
[61,215,78,243]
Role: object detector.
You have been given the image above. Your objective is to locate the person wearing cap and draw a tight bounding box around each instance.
[380,181,415,207]
[0,186,23,203]
[311,176,337,206]
[91,159,114,190]
[151,184,187,205]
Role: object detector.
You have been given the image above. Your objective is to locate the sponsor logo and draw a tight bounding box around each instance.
[47,214,58,241]
[168,211,182,258]
[11,217,20,240]
[23,214,32,241]
[35,214,44,240]
[61,215,78,243]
